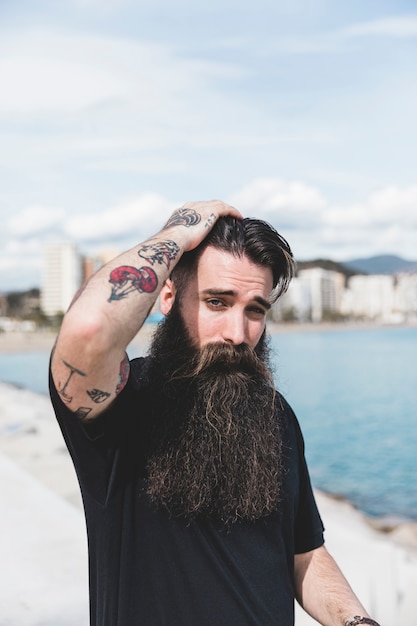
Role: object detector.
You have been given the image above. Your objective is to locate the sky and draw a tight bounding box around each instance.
[1,0,417,291]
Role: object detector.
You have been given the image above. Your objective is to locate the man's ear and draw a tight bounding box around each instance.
[159,278,176,315]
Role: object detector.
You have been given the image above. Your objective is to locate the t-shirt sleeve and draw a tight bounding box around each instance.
[281,396,325,554]
[49,358,146,506]
[293,448,325,554]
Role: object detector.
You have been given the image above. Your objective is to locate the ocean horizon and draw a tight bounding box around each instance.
[1,325,416,523]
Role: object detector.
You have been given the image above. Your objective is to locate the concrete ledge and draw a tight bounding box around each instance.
[0,453,88,626]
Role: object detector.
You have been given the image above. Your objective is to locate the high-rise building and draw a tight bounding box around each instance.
[342,274,395,321]
[297,268,345,322]
[41,243,82,317]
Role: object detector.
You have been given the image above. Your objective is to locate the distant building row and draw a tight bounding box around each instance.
[41,243,417,324]
[272,268,417,324]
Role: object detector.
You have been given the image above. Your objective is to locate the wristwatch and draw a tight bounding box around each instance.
[345,617,381,626]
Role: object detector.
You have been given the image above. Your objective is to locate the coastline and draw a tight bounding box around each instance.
[2,322,417,537]
[0,329,58,354]
[2,319,415,355]
[1,324,417,547]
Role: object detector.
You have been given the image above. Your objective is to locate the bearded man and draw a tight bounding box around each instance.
[50,200,379,626]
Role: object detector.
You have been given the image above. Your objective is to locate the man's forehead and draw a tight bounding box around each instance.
[194,247,274,294]
[196,246,252,270]
[197,246,271,274]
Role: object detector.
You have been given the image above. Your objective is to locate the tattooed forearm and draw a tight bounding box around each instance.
[58,360,86,403]
[164,208,201,228]
[108,265,158,302]
[87,388,111,403]
[137,240,180,269]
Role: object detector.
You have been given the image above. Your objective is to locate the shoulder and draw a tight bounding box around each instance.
[275,391,306,452]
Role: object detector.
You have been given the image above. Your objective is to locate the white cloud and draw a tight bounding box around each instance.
[0,57,128,113]
[64,192,176,243]
[229,179,417,261]
[71,0,133,10]
[7,205,67,238]
[367,185,417,226]
[0,236,44,291]
[2,179,417,290]
[315,185,417,260]
[343,15,417,39]
[229,178,327,228]
[0,25,254,189]
[0,28,243,116]
[268,14,417,57]
[323,185,417,230]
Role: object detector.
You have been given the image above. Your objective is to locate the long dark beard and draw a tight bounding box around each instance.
[143,302,283,524]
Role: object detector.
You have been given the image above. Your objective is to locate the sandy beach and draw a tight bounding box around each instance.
[1,327,417,625]
[0,324,156,355]
[2,317,416,355]
[1,319,412,355]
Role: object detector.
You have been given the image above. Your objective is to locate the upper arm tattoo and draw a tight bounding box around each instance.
[57,359,112,418]
[116,354,130,395]
[87,388,111,403]
[57,359,86,404]
[108,265,158,301]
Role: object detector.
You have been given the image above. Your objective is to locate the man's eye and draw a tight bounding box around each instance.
[249,307,266,317]
[207,299,223,308]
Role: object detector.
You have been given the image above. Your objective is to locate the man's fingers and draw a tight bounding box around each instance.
[162,200,243,253]
[182,199,242,221]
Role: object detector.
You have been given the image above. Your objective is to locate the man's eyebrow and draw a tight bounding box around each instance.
[253,296,271,311]
[201,289,271,311]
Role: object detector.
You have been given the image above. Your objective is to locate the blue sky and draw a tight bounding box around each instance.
[1,0,417,290]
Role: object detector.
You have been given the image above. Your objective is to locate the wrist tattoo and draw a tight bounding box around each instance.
[164,208,201,228]
[108,265,158,301]
[138,240,179,269]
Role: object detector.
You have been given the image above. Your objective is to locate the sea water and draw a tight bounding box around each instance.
[270,326,417,521]
[1,325,416,521]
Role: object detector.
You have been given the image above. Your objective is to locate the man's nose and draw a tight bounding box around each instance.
[222,311,247,345]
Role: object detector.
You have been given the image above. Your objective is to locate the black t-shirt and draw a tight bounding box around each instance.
[50,357,324,626]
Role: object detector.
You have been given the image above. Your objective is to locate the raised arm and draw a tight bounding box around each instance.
[294,545,374,626]
[51,200,241,420]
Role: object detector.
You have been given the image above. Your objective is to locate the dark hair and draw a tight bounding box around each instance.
[171,216,295,302]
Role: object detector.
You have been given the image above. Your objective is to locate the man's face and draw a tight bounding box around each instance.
[145,272,282,523]
[162,247,273,350]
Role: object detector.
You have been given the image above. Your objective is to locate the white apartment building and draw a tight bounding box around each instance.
[394,273,417,321]
[271,277,311,322]
[297,268,345,323]
[274,271,417,323]
[41,243,82,317]
[341,275,395,321]
[272,268,345,323]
